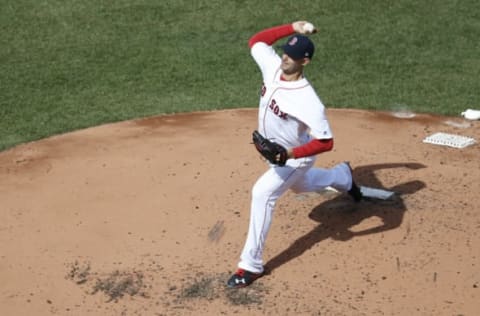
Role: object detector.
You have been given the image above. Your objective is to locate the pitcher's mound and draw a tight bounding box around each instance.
[0,108,478,315]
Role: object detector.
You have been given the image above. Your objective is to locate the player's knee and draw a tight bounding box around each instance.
[252,182,274,200]
[252,182,266,199]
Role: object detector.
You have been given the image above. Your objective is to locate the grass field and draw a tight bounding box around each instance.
[1,0,479,151]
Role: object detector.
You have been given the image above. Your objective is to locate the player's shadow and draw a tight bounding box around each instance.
[264,162,426,274]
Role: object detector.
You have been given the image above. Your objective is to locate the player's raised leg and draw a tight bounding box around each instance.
[291,162,362,201]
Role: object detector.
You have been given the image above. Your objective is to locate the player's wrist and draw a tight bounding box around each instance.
[287,149,295,159]
[292,21,317,35]
[292,21,304,33]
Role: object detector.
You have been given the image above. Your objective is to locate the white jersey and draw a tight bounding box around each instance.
[251,42,333,149]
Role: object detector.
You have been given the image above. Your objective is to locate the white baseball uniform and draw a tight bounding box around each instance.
[237,33,354,274]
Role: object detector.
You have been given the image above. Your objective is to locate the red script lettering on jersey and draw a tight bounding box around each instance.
[269,99,288,120]
[260,83,266,97]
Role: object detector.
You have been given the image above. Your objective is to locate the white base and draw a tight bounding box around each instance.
[423,132,476,149]
[461,109,480,120]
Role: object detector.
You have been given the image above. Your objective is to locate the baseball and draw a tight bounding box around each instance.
[303,22,315,34]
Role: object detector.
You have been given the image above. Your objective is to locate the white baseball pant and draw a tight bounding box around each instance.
[238,159,353,274]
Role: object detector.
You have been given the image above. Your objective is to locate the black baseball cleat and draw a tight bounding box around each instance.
[345,162,363,202]
[226,268,263,289]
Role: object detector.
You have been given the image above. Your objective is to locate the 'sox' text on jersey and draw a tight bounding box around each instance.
[268,99,288,120]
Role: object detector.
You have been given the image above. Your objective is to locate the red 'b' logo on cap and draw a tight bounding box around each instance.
[288,37,298,46]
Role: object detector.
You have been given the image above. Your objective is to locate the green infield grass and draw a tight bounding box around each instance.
[1,0,479,151]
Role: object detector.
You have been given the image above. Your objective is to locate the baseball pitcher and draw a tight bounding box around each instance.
[227,21,363,289]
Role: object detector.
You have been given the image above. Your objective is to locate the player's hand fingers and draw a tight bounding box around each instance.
[292,21,317,35]
[292,21,307,33]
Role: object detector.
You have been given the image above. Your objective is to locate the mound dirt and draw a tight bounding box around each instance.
[0,108,478,315]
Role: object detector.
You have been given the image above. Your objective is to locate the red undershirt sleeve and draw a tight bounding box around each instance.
[292,138,334,159]
[248,24,295,48]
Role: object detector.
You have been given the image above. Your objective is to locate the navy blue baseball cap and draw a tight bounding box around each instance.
[281,34,315,60]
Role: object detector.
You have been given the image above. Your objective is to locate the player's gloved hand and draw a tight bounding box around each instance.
[252,130,288,166]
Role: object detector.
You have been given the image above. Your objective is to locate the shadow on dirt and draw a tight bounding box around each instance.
[265,162,426,274]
